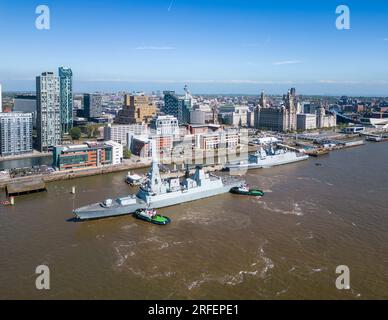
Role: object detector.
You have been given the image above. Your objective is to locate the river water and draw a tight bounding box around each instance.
[0,142,387,299]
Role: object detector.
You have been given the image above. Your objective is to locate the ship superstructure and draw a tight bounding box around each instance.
[226,145,309,171]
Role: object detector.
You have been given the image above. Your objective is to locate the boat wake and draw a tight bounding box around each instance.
[259,199,321,217]
[177,209,228,225]
[114,242,137,267]
[297,176,334,187]
[309,266,329,274]
[276,288,289,296]
[305,231,314,239]
[248,175,285,190]
[186,273,210,290]
[114,237,275,290]
[121,223,138,230]
[259,200,304,216]
[113,237,187,271]
[256,242,275,280]
[114,242,179,279]
[185,241,275,289]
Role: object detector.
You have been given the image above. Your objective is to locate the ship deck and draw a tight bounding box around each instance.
[75,196,145,212]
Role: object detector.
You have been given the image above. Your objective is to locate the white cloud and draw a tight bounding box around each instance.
[273,60,302,66]
[134,46,175,50]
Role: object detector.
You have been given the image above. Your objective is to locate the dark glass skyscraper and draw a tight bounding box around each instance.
[83,93,102,120]
[162,87,193,124]
[59,66,73,133]
[162,91,181,121]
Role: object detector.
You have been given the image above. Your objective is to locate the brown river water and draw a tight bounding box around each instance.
[0,142,387,299]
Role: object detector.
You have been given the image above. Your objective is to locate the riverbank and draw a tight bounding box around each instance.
[0,145,249,191]
[0,151,52,163]
[0,139,366,192]
[0,160,151,189]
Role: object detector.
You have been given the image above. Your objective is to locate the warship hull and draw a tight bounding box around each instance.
[74,182,239,220]
[227,153,309,172]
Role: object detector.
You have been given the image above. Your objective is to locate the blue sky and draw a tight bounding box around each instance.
[0,0,388,95]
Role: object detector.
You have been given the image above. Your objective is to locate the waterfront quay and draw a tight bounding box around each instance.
[0,149,235,195]
[0,150,52,163]
[0,129,369,196]
[0,160,150,190]
[275,129,369,152]
[0,146,357,200]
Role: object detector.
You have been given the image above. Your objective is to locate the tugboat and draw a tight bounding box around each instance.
[230,183,264,196]
[133,208,171,225]
[305,148,329,157]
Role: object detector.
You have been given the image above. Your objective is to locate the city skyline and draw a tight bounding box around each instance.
[1,0,388,95]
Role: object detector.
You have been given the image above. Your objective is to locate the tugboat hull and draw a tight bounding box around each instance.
[230,187,264,196]
[133,210,171,225]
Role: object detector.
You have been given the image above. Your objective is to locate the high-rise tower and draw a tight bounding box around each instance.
[36,72,61,151]
[84,93,103,120]
[162,86,193,124]
[0,83,2,113]
[255,90,266,128]
[259,91,266,108]
[285,89,297,131]
[59,66,73,133]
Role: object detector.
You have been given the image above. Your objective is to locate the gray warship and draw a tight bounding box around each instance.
[73,144,243,220]
[226,145,309,171]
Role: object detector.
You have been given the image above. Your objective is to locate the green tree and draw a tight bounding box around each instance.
[69,127,82,140]
[86,124,101,138]
[86,125,94,138]
[123,146,132,159]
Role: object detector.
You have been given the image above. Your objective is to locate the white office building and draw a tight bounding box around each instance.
[105,140,123,165]
[297,114,317,131]
[316,106,337,129]
[220,105,249,127]
[104,123,149,145]
[0,112,33,156]
[36,72,61,151]
[150,115,180,138]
